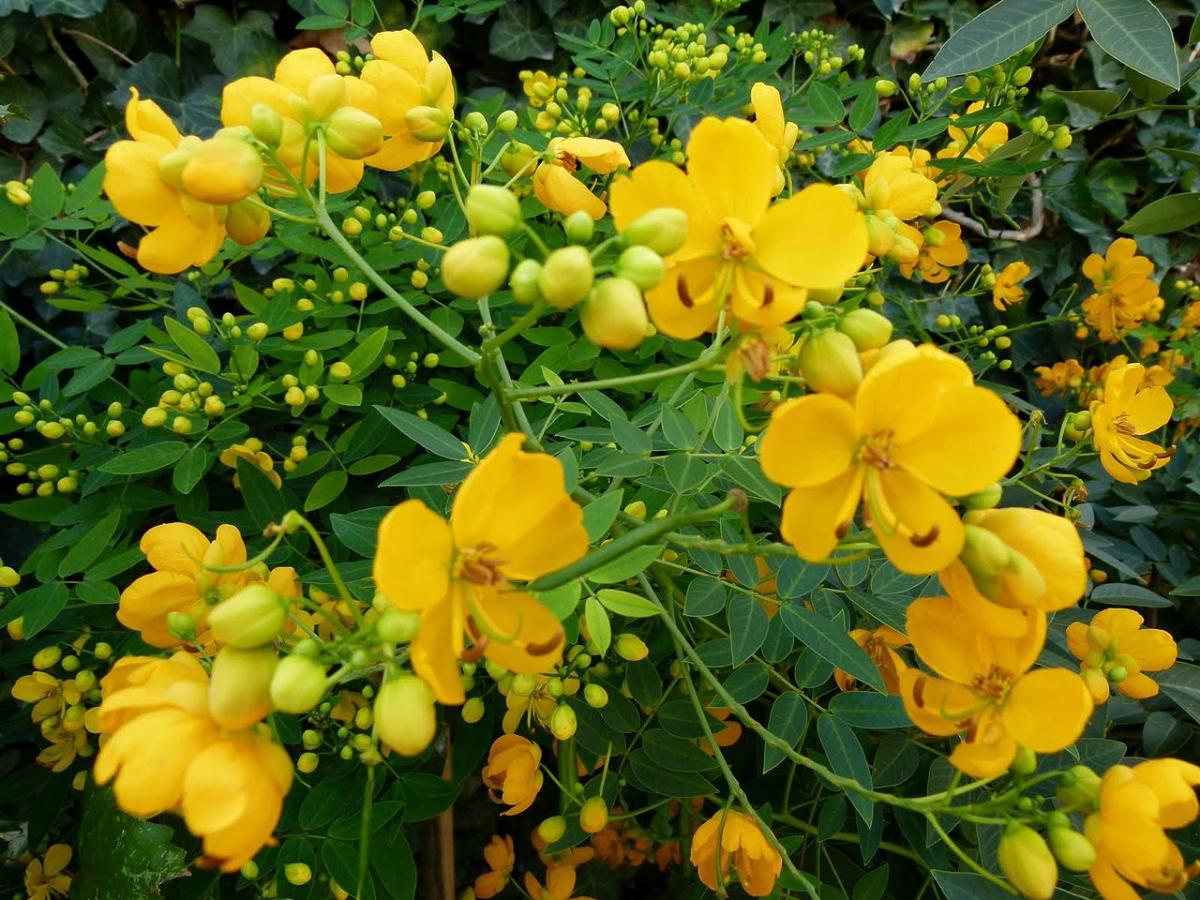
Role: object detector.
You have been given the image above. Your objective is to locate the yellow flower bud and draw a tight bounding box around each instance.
[441,236,510,299]
[538,245,594,310]
[509,258,543,304]
[181,136,263,205]
[249,103,284,146]
[621,207,688,256]
[269,654,329,714]
[209,646,277,729]
[549,703,577,740]
[376,674,438,757]
[538,815,567,844]
[1056,765,1101,812]
[864,214,896,258]
[798,329,863,398]
[285,863,313,886]
[33,646,62,670]
[615,633,649,661]
[461,696,485,724]
[580,277,649,351]
[838,308,893,351]
[1047,826,1096,872]
[496,110,518,132]
[142,407,168,428]
[584,683,608,708]
[997,823,1057,900]
[405,105,450,143]
[0,566,20,588]
[501,142,537,178]
[225,199,271,246]
[615,245,665,290]
[306,72,346,120]
[465,185,522,237]
[209,583,287,648]
[579,796,609,834]
[5,180,31,207]
[875,78,897,97]
[325,106,384,160]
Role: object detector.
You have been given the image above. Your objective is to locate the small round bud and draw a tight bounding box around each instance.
[620,207,688,256]
[461,697,486,724]
[584,683,609,708]
[376,674,437,757]
[837,308,893,351]
[615,633,649,661]
[579,796,609,834]
[270,654,329,714]
[465,185,522,237]
[549,703,577,740]
[509,259,543,304]
[538,246,594,310]
[580,278,648,351]
[564,211,594,244]
[441,236,510,299]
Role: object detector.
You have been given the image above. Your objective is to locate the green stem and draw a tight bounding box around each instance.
[557,737,577,816]
[482,301,546,352]
[288,512,360,624]
[312,207,481,365]
[926,812,1016,894]
[357,764,375,898]
[505,351,722,400]
[774,813,925,865]
[0,300,68,349]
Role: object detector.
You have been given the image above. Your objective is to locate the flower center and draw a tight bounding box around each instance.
[557,151,579,174]
[720,218,756,261]
[455,543,506,586]
[1111,413,1136,436]
[971,664,1013,702]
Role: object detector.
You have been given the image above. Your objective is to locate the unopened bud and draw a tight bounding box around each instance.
[584,683,609,708]
[580,278,648,351]
[269,654,329,714]
[961,482,1003,510]
[225,199,271,246]
[620,207,688,256]
[405,105,450,142]
[580,796,609,834]
[998,823,1057,900]
[441,236,510,299]
[209,646,277,729]
[1056,765,1101,812]
[461,696,486,724]
[1047,826,1096,872]
[615,633,649,661]
[550,703,577,740]
[798,329,863,397]
[209,584,287,648]
[249,103,284,146]
[509,258,543,304]
[326,106,385,159]
[615,245,665,290]
[538,815,567,844]
[564,210,594,244]
[166,610,196,641]
[466,185,522,237]
[838,308,893,351]
[376,674,438,756]
[538,245,594,310]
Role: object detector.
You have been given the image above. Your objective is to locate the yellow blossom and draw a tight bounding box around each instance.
[749,82,798,195]
[524,861,593,900]
[1082,238,1163,342]
[834,625,909,693]
[1067,608,1178,704]
[611,117,867,339]
[1034,359,1085,397]
[373,433,587,704]
[939,101,1008,166]
[759,344,1021,573]
[1089,362,1174,483]
[475,834,515,899]
[24,844,72,900]
[532,136,631,220]
[482,734,543,816]
[219,439,282,489]
[899,596,1091,778]
[689,810,782,897]
[900,220,968,283]
[993,261,1031,310]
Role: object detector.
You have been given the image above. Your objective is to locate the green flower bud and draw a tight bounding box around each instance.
[405,105,450,143]
[838,308,893,351]
[564,210,594,244]
[998,823,1057,900]
[580,796,609,834]
[584,683,609,708]
[306,73,346,120]
[615,633,649,661]
[325,106,384,159]
[580,278,648,351]
[461,696,485,723]
[538,246,594,310]
[798,329,863,397]
[466,185,522,237]
[960,482,1003,510]
[538,815,567,844]
[209,584,287,648]
[209,646,277,729]
[377,608,421,643]
[1057,765,1101,813]
[166,610,196,642]
[441,236,510,299]
[269,654,329,714]
[496,110,519,132]
[1047,826,1096,872]
[550,703,577,740]
[509,258,543,304]
[875,78,897,97]
[620,207,688,256]
[376,674,437,756]
[249,103,284,147]
[615,245,665,290]
[1010,745,1037,776]
[463,111,488,132]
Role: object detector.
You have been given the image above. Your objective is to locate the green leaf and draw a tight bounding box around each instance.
[0,306,20,373]
[324,383,363,407]
[162,316,221,374]
[305,470,349,512]
[626,748,716,796]
[490,3,555,61]
[585,595,612,656]
[1157,663,1200,724]
[99,441,189,476]
[596,588,659,618]
[817,714,874,826]
[829,692,912,729]
[685,579,726,618]
[237,457,287,530]
[849,83,877,133]
[172,444,211,495]
[923,0,1074,79]
[805,82,844,126]
[399,772,461,821]
[1078,0,1180,89]
[1090,582,1171,607]
[584,544,663,584]
[322,840,374,900]
[341,325,389,382]
[73,788,188,899]
[780,606,885,692]
[582,489,624,542]
[763,692,808,773]
[375,406,468,460]
[59,509,121,576]
[0,581,69,635]
[29,163,64,219]
[371,828,416,900]
[182,5,281,77]
[64,359,116,396]
[727,593,768,666]
[931,870,1014,900]
[378,460,470,487]
[642,729,719,772]
[1120,193,1200,235]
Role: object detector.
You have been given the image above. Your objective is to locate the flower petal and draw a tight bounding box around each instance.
[137,212,226,275]
[779,467,864,562]
[476,588,565,675]
[686,117,775,227]
[141,522,209,574]
[411,594,466,705]
[1002,667,1092,753]
[273,47,335,96]
[374,499,454,610]
[753,184,867,289]
[949,709,1017,778]
[869,468,965,574]
[610,160,718,262]
[125,88,180,146]
[644,259,724,339]
[759,394,857,489]
[533,163,607,220]
[103,141,176,227]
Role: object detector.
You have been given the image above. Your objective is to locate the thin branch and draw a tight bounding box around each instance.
[62,28,136,66]
[941,176,1044,242]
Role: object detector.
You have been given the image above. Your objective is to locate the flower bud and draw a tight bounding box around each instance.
[209,584,287,648]
[584,683,609,708]
[875,78,897,97]
[615,245,665,290]
[620,207,688,256]
[285,863,313,886]
[538,815,567,844]
[798,330,863,397]
[496,110,519,132]
[501,142,537,177]
[466,185,522,237]
[209,646,277,729]
[1081,666,1110,704]
[509,258,543,304]
[269,654,329,714]
[376,674,438,757]
[461,697,485,724]
[1047,826,1096,872]
[5,180,31,207]
[1057,765,1101,812]
[538,245,594,310]
[167,610,196,642]
[307,73,346,120]
[580,796,609,834]
[463,111,488,133]
[405,105,450,143]
[838,308,893,351]
[550,703,577,740]
[225,199,271,246]
[580,278,648,351]
[377,608,421,643]
[1010,746,1037,776]
[325,106,384,159]
[564,210,594,244]
[864,214,896,258]
[615,633,649,661]
[441,236,511,299]
[997,823,1057,900]
[249,103,284,146]
[960,482,1003,510]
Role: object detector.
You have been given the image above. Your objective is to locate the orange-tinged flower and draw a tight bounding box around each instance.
[532,136,631,220]
[1082,238,1163,342]
[359,30,454,171]
[1033,359,1085,397]
[373,433,587,704]
[219,439,282,489]
[1089,362,1174,484]
[689,809,782,897]
[93,651,292,872]
[834,625,909,692]
[749,82,798,195]
[117,523,250,648]
[482,734,543,816]
[474,835,515,898]
[1067,608,1178,705]
[524,862,594,900]
[860,152,939,222]
[1085,759,1200,898]
[939,101,1008,165]
[899,596,1092,778]
[940,507,1086,638]
[900,220,968,284]
[993,261,1031,310]
[699,707,743,755]
[103,90,254,274]
[24,844,72,900]
[759,344,1021,573]
[610,117,867,339]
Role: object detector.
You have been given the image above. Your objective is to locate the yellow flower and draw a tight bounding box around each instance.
[689,810,782,897]
[373,433,587,704]
[940,507,1087,637]
[93,651,292,872]
[524,862,593,900]
[24,844,72,900]
[360,30,455,171]
[1067,608,1178,705]
[103,90,260,274]
[1085,759,1200,898]
[899,596,1092,778]
[475,834,515,899]
[900,220,968,284]
[532,136,631,220]
[1082,238,1163,342]
[993,261,1031,310]
[222,48,382,193]
[1089,362,1174,484]
[749,82,798,194]
[611,117,867,339]
[939,101,1008,165]
[759,344,1021,573]
[482,734,543,816]
[502,674,558,734]
[861,152,939,222]
[1033,359,1085,397]
[219,439,282,489]
[522,70,561,108]
[117,522,250,648]
[12,671,79,724]
[834,625,909,693]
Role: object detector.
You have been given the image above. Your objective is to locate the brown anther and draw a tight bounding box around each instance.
[835,520,852,539]
[677,273,694,308]
[762,282,775,307]
[559,152,579,175]
[525,631,564,657]
[738,338,773,382]
[909,525,940,548]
